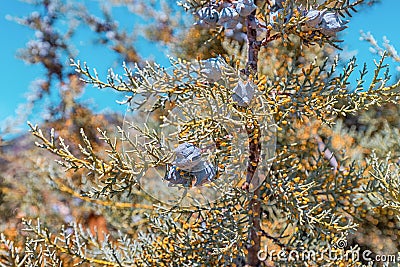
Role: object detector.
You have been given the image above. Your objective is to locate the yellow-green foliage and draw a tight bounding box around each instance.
[1,0,400,266]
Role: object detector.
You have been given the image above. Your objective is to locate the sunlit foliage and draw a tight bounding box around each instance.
[1,0,400,266]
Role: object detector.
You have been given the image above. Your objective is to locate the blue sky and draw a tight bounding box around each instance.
[0,0,399,137]
[340,0,400,81]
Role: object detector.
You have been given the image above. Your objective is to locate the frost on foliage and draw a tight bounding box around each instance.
[164,142,217,187]
[232,79,256,107]
[360,31,400,67]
